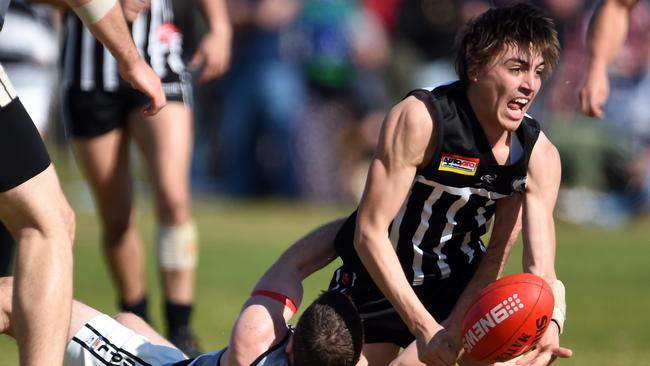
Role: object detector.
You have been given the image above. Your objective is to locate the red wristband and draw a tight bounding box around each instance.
[251,290,298,314]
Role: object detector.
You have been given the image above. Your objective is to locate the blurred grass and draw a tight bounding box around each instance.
[1,150,650,365]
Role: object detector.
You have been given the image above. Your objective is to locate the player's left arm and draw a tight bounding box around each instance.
[222,219,344,366]
[190,0,232,83]
[516,132,573,366]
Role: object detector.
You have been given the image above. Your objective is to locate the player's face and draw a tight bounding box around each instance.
[471,45,545,131]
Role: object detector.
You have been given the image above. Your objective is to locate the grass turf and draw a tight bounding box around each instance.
[0,196,649,365]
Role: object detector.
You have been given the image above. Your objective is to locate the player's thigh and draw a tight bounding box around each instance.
[71,130,133,218]
[363,343,400,366]
[128,102,192,202]
[113,312,176,349]
[129,101,192,179]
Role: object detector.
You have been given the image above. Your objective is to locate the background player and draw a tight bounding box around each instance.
[326,4,572,365]
[0,0,165,364]
[60,0,231,355]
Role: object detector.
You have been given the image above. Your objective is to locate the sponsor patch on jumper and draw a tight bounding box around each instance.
[439,153,480,176]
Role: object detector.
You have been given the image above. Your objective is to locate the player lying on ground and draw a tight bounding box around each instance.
[0,219,365,366]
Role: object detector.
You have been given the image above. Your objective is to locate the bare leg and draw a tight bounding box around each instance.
[0,276,172,350]
[0,166,75,366]
[129,102,195,305]
[72,131,147,307]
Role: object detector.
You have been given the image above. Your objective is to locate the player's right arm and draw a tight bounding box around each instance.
[579,0,638,118]
[222,219,345,366]
[353,94,456,365]
[64,0,165,115]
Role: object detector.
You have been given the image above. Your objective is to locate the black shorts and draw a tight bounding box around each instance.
[329,211,482,348]
[0,98,51,192]
[63,82,189,138]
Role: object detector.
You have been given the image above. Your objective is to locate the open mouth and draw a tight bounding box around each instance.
[507,97,529,111]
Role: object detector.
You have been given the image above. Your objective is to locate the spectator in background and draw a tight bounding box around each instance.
[579,0,650,215]
[388,0,489,96]
[60,0,231,356]
[527,0,632,226]
[291,0,391,202]
[211,0,303,197]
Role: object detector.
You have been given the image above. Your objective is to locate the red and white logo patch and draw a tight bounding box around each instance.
[439,153,480,176]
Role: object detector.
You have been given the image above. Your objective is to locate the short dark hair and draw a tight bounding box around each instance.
[454,2,560,84]
[293,291,363,366]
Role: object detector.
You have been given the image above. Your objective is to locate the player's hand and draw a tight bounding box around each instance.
[579,66,610,119]
[119,58,166,116]
[189,25,231,84]
[120,0,149,22]
[514,323,572,366]
[416,323,460,366]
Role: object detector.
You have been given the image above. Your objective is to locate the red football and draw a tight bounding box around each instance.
[461,273,554,363]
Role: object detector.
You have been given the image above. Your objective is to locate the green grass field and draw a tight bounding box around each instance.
[0,172,649,364]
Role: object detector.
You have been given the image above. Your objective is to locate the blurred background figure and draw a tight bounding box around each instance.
[0,0,60,276]
[576,0,650,221]
[200,0,303,198]
[388,0,489,95]
[290,0,391,202]
[542,0,650,226]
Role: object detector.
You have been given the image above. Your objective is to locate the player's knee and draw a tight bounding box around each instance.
[102,215,133,244]
[0,277,13,332]
[61,202,76,245]
[156,190,189,224]
[155,221,198,270]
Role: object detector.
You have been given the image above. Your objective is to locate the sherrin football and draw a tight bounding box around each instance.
[461,273,554,363]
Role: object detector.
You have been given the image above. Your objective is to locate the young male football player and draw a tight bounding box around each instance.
[327,3,572,365]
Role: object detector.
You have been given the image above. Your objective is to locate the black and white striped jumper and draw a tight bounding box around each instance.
[61,0,189,100]
[333,81,541,290]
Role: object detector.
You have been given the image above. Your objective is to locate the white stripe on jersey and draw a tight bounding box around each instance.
[80,26,95,90]
[63,15,77,89]
[415,175,508,200]
[434,190,473,279]
[148,0,164,76]
[0,64,16,107]
[403,176,506,284]
[460,232,475,263]
[132,10,147,55]
[411,186,443,285]
[102,48,118,91]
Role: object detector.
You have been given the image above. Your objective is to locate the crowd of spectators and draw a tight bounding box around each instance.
[5,0,650,227]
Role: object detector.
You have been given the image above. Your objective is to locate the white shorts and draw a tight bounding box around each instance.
[64,314,187,366]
